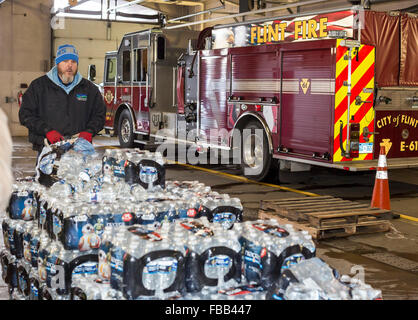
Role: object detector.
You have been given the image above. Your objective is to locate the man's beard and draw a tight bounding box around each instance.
[59,73,74,84]
[58,68,77,84]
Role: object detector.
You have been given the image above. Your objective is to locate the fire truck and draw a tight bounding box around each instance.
[97,6,418,181]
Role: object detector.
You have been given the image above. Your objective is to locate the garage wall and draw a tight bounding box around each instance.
[52,19,153,85]
[0,0,53,136]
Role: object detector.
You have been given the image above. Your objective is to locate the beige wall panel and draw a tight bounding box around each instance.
[0,0,52,137]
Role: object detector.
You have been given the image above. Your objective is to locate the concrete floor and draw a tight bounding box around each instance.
[1,136,418,299]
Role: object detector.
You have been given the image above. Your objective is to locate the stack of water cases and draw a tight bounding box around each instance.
[0,147,381,300]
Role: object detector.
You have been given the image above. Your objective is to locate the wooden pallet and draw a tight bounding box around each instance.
[259,196,392,240]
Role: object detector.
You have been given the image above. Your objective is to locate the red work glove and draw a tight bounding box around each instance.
[78,131,92,143]
[46,130,64,144]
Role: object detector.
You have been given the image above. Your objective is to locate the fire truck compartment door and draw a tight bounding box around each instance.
[280,48,334,158]
[374,110,418,159]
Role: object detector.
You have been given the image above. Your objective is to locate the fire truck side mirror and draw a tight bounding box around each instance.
[88,64,96,82]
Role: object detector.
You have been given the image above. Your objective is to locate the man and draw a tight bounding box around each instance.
[19,44,106,155]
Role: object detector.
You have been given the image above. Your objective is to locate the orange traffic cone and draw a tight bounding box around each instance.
[371,145,391,210]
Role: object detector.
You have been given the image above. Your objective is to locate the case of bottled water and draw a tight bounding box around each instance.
[171,217,242,293]
[266,257,382,300]
[108,224,187,300]
[50,201,137,250]
[6,181,38,221]
[70,274,118,300]
[234,219,316,290]
[0,249,18,292]
[102,149,166,190]
[44,244,98,296]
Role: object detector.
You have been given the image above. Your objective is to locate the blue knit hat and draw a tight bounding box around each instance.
[55,44,79,65]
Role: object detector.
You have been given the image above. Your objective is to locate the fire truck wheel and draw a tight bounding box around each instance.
[118,109,134,148]
[240,120,272,181]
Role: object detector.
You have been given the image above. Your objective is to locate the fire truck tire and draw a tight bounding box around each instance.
[118,109,135,148]
[240,120,272,181]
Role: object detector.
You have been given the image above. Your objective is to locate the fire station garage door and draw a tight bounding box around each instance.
[281,48,334,158]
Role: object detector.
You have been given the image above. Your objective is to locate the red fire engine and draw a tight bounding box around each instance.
[97,6,418,181]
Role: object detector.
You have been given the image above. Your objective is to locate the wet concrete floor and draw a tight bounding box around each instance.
[1,136,417,299]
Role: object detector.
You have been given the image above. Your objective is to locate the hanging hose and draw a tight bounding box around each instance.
[188,27,213,78]
[339,120,347,157]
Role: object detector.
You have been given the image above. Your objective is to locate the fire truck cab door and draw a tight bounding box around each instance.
[103,53,117,128]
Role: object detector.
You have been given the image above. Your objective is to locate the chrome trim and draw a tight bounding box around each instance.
[228,99,279,107]
[149,134,232,151]
[133,139,147,144]
[172,66,177,108]
[116,103,136,129]
[134,131,149,136]
[197,51,201,134]
[232,112,274,154]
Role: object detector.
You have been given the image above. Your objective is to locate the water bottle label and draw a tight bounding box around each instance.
[128,226,162,242]
[180,221,214,237]
[213,212,236,229]
[218,284,265,296]
[23,237,32,264]
[2,222,9,250]
[207,255,231,268]
[37,253,48,283]
[30,282,39,298]
[272,293,284,300]
[73,262,98,275]
[2,226,10,251]
[98,246,112,283]
[52,214,63,237]
[144,259,178,275]
[8,192,37,221]
[243,248,262,268]
[90,191,102,203]
[187,208,197,218]
[122,212,134,223]
[239,237,265,283]
[177,208,190,219]
[18,271,28,294]
[102,157,125,177]
[7,226,17,254]
[102,159,113,177]
[64,213,133,251]
[139,213,156,223]
[139,166,158,183]
[30,238,40,268]
[39,201,47,227]
[1,257,8,280]
[46,255,59,287]
[110,247,125,291]
[282,253,304,270]
[251,223,289,238]
[113,160,126,177]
